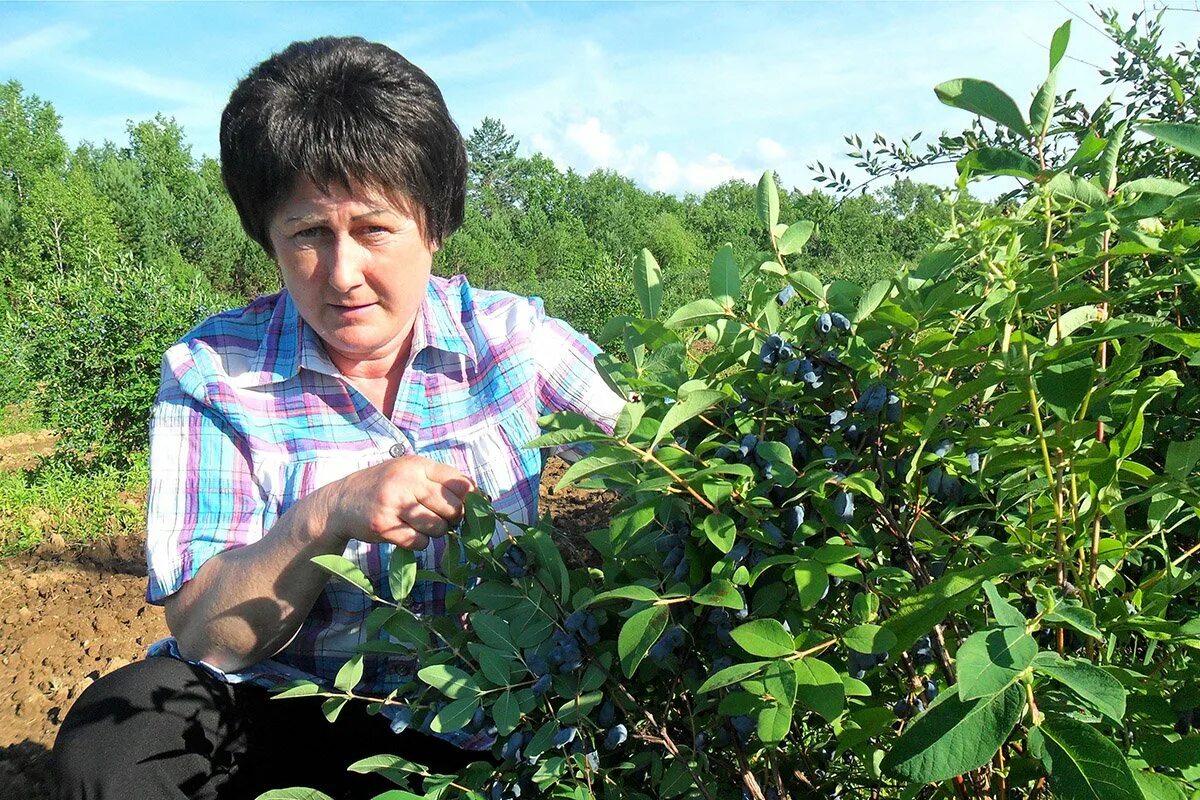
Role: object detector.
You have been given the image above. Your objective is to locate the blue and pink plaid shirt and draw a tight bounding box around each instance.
[144,274,624,735]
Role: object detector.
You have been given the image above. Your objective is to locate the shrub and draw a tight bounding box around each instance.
[12,257,235,469]
[267,22,1200,800]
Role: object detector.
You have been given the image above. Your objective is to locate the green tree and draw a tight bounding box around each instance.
[466,116,519,214]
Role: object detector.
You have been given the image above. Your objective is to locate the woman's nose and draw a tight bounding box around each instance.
[326,233,367,292]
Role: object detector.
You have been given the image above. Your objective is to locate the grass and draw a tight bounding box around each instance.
[0,450,149,556]
[0,400,43,437]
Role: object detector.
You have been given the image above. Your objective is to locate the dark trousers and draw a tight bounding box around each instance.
[52,656,487,799]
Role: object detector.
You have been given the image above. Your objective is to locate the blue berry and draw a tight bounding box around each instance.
[531,673,552,695]
[776,285,797,305]
[781,505,805,536]
[604,723,629,750]
[830,312,851,331]
[966,448,980,474]
[816,313,833,335]
[924,679,939,703]
[885,393,902,423]
[552,726,578,748]
[855,383,888,415]
[501,733,524,761]
[833,490,855,521]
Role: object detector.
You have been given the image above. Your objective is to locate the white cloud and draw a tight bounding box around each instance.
[59,56,219,107]
[0,23,91,68]
[565,117,617,166]
[757,138,788,163]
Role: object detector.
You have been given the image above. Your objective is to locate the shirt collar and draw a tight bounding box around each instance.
[249,277,476,386]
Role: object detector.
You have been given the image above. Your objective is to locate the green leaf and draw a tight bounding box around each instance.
[778,220,815,255]
[1143,122,1200,159]
[1121,177,1189,196]
[793,657,844,722]
[710,244,739,307]
[556,690,604,723]
[471,612,517,653]
[333,653,364,692]
[1049,20,1071,71]
[1166,439,1200,479]
[586,585,661,606]
[982,581,1026,627]
[1047,305,1107,346]
[469,642,513,687]
[956,627,1037,701]
[322,696,348,723]
[1038,714,1143,800]
[854,278,891,324]
[787,270,825,301]
[311,554,378,598]
[1044,600,1102,640]
[417,664,481,699]
[663,297,727,329]
[430,696,479,734]
[255,790,337,800]
[555,448,641,490]
[698,660,770,693]
[757,171,780,229]
[653,389,726,447]
[618,605,670,677]
[693,579,744,609]
[1036,354,1095,423]
[842,624,897,655]
[270,681,323,699]
[1047,173,1108,208]
[792,560,828,611]
[634,248,663,319]
[1133,770,1188,800]
[934,78,1030,137]
[388,547,417,601]
[1100,120,1129,192]
[346,754,422,775]
[882,556,1023,650]
[881,684,1024,783]
[702,512,737,554]
[1063,129,1106,171]
[493,690,521,735]
[731,619,796,658]
[957,147,1040,179]
[1032,652,1125,724]
[757,701,792,744]
[1031,70,1057,139]
[367,792,425,800]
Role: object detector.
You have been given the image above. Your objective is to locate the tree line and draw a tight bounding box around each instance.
[0,82,952,466]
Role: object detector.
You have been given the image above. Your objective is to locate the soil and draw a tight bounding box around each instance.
[0,452,615,800]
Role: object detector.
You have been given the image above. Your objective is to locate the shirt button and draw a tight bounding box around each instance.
[389,443,405,458]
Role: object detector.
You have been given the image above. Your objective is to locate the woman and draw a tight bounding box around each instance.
[53,36,624,799]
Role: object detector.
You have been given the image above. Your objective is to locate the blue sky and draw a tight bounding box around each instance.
[3,2,1199,195]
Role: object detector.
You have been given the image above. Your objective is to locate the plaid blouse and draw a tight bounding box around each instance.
[144,274,624,737]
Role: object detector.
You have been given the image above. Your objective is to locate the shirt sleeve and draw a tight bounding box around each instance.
[530,298,626,459]
[145,347,268,604]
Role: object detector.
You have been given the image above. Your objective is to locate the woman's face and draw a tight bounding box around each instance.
[268,178,437,376]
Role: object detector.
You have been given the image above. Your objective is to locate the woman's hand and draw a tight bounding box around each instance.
[321,455,477,551]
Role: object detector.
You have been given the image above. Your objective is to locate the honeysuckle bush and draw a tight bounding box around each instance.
[259,23,1200,800]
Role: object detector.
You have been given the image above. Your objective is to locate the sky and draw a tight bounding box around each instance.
[3,1,1199,197]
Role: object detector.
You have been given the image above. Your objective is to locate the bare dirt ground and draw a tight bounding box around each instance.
[0,453,615,800]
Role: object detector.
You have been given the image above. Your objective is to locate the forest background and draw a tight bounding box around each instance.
[0,73,955,554]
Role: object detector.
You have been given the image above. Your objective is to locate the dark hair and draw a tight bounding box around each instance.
[220,36,466,253]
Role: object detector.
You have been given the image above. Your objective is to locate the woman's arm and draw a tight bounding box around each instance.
[164,455,474,673]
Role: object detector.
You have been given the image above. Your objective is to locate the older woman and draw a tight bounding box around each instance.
[53,36,623,799]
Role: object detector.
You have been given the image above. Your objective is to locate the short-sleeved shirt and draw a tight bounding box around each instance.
[144,274,624,726]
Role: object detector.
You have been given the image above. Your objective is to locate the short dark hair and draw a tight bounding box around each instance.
[220,36,466,253]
